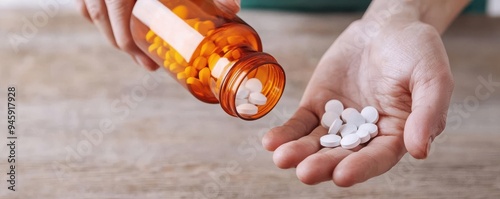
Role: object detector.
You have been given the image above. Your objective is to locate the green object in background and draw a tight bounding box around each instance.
[241,0,486,13]
[241,0,372,12]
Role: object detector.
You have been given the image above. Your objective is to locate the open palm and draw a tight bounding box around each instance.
[262,19,454,186]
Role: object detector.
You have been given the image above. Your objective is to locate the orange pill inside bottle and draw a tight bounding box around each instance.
[131,0,286,120]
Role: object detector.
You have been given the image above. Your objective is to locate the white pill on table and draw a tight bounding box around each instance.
[236,87,250,99]
[359,123,378,138]
[339,123,357,137]
[236,103,258,115]
[356,129,371,144]
[325,99,344,115]
[361,106,379,124]
[320,134,341,148]
[245,78,263,93]
[341,108,365,127]
[340,134,361,149]
[321,111,340,128]
[248,92,267,105]
[328,118,343,134]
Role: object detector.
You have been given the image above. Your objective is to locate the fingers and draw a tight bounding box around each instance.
[214,0,241,14]
[84,0,117,47]
[272,126,325,169]
[333,135,405,187]
[296,147,353,185]
[405,67,454,159]
[295,135,405,186]
[76,0,91,21]
[262,107,319,151]
[104,0,158,70]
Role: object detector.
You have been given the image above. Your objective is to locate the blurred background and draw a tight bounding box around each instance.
[1,0,499,198]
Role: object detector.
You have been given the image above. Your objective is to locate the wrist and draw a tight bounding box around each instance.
[363,0,470,34]
[417,0,470,34]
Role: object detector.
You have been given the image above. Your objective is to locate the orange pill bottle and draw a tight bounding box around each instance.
[131,0,286,120]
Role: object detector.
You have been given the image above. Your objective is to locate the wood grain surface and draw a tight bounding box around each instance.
[0,9,499,199]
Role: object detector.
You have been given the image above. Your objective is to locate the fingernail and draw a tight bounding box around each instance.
[426,137,433,156]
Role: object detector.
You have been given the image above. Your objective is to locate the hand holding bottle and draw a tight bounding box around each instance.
[76,0,240,71]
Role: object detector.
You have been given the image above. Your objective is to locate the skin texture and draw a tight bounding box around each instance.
[263,19,454,186]
[80,0,469,187]
[262,0,468,186]
[77,0,239,70]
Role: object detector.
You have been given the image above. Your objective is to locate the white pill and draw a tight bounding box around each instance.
[341,108,356,122]
[341,108,365,127]
[356,129,371,144]
[321,111,340,128]
[236,103,258,115]
[235,98,248,106]
[328,118,343,134]
[320,134,341,148]
[236,87,250,99]
[245,78,263,93]
[340,134,361,149]
[325,99,344,115]
[339,123,357,137]
[361,106,379,124]
[359,123,378,138]
[248,92,267,105]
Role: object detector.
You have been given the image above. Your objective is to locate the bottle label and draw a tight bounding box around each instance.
[133,0,203,62]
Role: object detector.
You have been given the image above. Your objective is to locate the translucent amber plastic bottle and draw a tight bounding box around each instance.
[131,0,285,120]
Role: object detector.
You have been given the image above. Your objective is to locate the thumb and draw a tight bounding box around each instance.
[214,0,241,14]
[404,67,454,159]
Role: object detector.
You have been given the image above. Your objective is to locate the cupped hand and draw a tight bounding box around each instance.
[263,19,454,186]
[77,0,241,71]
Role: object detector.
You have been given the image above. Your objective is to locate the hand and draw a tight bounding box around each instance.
[262,17,454,186]
[76,0,241,71]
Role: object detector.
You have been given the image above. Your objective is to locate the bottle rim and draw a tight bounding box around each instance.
[219,52,286,120]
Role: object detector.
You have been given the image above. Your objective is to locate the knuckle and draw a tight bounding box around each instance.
[86,2,105,21]
[116,37,137,52]
[76,0,89,19]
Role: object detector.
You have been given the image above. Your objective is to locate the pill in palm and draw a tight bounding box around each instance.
[320,134,341,148]
[248,92,267,105]
[236,103,258,115]
[359,123,378,138]
[356,129,371,144]
[361,106,379,124]
[339,123,357,137]
[320,98,382,150]
[328,118,343,134]
[341,134,361,149]
[341,108,365,127]
[321,111,340,128]
[341,108,356,122]
[325,99,344,115]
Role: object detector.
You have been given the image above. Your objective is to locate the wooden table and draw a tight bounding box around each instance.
[0,9,499,199]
